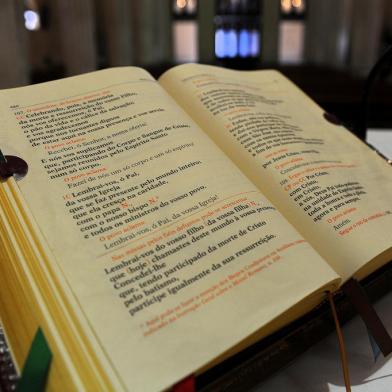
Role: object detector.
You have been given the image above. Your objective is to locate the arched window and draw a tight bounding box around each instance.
[214,0,260,64]
[172,0,198,63]
[278,0,306,64]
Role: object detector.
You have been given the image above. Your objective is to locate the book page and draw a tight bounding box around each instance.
[0,67,339,391]
[159,64,392,281]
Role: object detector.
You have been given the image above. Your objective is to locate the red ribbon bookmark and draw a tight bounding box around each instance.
[172,375,195,392]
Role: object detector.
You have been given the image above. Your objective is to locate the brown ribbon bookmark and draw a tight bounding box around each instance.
[342,278,392,357]
[328,292,351,392]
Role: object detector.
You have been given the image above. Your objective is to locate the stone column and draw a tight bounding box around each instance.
[384,0,392,38]
[52,0,97,76]
[130,0,172,66]
[305,0,353,69]
[198,0,215,63]
[349,0,385,76]
[261,0,280,64]
[96,0,133,67]
[0,0,29,88]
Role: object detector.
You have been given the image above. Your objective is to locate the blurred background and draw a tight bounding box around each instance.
[1,0,392,133]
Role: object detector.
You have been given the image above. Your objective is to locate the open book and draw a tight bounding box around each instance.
[0,64,391,391]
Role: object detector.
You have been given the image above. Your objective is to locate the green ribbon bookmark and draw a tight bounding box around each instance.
[0,150,6,163]
[16,328,52,392]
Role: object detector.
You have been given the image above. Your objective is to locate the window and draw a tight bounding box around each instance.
[278,0,306,64]
[172,0,198,63]
[24,0,41,31]
[214,0,260,61]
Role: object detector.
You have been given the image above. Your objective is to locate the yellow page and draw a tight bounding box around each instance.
[159,64,392,281]
[0,67,339,391]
